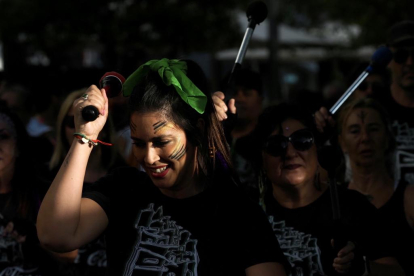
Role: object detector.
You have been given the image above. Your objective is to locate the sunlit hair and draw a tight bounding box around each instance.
[0,101,39,219]
[49,88,118,171]
[337,97,396,177]
[128,59,234,182]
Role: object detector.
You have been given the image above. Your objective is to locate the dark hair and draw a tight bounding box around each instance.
[254,103,319,149]
[128,59,234,181]
[387,20,414,47]
[0,101,40,220]
[234,68,263,96]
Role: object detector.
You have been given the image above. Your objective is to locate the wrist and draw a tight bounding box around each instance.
[73,132,113,147]
[74,133,98,147]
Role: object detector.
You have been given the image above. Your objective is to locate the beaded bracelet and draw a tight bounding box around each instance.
[73,133,113,147]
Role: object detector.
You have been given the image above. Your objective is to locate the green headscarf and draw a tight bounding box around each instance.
[123,58,207,114]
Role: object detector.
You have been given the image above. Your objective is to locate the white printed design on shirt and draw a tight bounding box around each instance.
[74,238,107,268]
[123,204,199,276]
[393,121,414,184]
[0,224,40,275]
[0,266,40,276]
[268,216,325,276]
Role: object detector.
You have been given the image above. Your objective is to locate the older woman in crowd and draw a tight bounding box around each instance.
[337,98,414,275]
[254,103,404,276]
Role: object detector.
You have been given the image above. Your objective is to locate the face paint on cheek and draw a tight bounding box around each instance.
[153,121,167,133]
[169,144,186,161]
[153,121,186,160]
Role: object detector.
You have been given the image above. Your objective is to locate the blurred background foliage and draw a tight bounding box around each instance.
[0,0,248,71]
[280,0,414,46]
[0,0,413,99]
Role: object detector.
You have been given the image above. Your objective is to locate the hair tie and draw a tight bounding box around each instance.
[123,58,207,114]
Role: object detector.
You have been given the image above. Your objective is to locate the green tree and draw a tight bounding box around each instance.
[0,0,250,72]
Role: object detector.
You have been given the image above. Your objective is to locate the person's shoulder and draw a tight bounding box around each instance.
[337,185,373,206]
[383,94,414,118]
[214,179,265,214]
[214,177,249,199]
[91,166,150,191]
[337,184,362,197]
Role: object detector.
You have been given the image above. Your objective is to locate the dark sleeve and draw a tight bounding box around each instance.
[346,190,393,261]
[82,166,145,220]
[82,170,116,219]
[238,199,291,274]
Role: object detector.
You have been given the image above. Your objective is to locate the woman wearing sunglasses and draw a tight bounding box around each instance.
[254,103,404,276]
[37,59,288,275]
[47,88,126,275]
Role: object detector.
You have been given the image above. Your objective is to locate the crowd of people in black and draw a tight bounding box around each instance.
[0,19,412,276]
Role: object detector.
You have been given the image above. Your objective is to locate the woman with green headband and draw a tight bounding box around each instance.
[37,58,288,275]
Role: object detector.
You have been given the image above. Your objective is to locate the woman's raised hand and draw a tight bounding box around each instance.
[314,106,336,133]
[212,91,236,121]
[73,85,109,140]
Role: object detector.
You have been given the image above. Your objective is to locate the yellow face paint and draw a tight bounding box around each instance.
[152,121,186,161]
[153,121,167,133]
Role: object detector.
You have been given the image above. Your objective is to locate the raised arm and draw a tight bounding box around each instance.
[37,85,109,252]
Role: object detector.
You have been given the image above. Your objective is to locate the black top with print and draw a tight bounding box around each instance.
[83,167,288,276]
[264,185,390,276]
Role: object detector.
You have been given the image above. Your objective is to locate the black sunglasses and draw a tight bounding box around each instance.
[263,129,314,157]
[64,115,75,129]
[393,49,414,64]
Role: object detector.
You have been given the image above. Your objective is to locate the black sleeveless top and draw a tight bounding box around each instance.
[378,180,414,275]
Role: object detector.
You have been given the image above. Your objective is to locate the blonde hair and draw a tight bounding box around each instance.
[49,88,119,170]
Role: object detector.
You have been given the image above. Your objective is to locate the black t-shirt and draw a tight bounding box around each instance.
[83,167,287,276]
[66,182,107,276]
[72,237,107,276]
[0,193,42,275]
[381,95,414,184]
[230,133,261,201]
[378,180,414,276]
[264,186,388,276]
